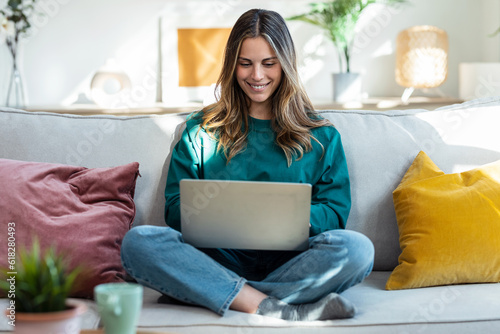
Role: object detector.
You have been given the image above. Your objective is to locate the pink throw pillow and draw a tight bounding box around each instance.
[0,159,140,298]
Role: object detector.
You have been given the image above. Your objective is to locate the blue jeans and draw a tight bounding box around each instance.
[120,226,374,316]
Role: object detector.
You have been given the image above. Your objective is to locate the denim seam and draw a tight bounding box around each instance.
[122,250,191,304]
[267,249,314,283]
[127,262,249,313]
[122,260,195,305]
[265,233,328,283]
[218,277,247,316]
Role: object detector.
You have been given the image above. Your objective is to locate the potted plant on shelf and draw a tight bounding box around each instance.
[1,239,86,334]
[288,0,407,103]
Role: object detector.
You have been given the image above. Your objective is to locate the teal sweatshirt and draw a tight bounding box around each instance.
[164,112,351,236]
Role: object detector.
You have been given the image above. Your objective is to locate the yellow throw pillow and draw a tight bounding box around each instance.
[386,151,500,290]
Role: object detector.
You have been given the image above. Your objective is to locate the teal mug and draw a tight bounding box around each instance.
[94,282,143,334]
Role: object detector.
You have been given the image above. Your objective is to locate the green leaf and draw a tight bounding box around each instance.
[0,238,81,313]
[489,26,500,38]
[7,0,22,10]
[287,0,408,72]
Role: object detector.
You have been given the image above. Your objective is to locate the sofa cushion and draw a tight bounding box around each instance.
[320,97,500,270]
[386,151,500,290]
[2,97,500,271]
[0,108,188,230]
[105,272,500,332]
[0,159,139,298]
[1,271,499,332]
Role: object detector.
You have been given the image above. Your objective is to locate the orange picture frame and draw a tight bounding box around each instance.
[177,28,231,87]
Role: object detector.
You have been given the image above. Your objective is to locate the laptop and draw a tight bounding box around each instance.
[180,179,311,251]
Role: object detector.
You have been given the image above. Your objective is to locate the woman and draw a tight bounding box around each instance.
[121,8,374,321]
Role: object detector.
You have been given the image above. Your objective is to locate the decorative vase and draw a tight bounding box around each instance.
[458,62,500,101]
[90,59,132,108]
[333,72,362,103]
[5,299,87,334]
[5,54,27,109]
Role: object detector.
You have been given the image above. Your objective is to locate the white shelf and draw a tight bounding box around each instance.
[24,97,463,116]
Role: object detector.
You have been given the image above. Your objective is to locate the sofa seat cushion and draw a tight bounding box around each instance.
[125,272,500,333]
[6,272,493,332]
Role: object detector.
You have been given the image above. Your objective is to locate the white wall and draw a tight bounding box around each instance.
[1,0,499,107]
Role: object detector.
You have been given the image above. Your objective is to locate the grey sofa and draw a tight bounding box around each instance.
[1,96,500,333]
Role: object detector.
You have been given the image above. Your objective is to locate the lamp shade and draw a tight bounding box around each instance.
[396,25,448,89]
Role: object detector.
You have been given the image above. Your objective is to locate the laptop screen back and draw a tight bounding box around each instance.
[180,179,311,251]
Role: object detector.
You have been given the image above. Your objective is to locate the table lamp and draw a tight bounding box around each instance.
[395,25,448,103]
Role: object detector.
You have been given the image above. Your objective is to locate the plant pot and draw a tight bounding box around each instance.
[5,299,87,334]
[333,72,362,103]
[458,62,500,100]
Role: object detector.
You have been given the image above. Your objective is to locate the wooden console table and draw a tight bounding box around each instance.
[25,103,203,116]
[81,330,177,334]
[25,97,463,116]
[313,96,463,111]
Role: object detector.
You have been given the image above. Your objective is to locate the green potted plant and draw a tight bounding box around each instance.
[1,239,86,334]
[288,0,407,102]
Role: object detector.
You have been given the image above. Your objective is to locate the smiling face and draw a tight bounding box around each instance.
[236,36,283,119]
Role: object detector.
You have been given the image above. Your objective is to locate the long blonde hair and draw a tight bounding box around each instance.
[199,8,331,166]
